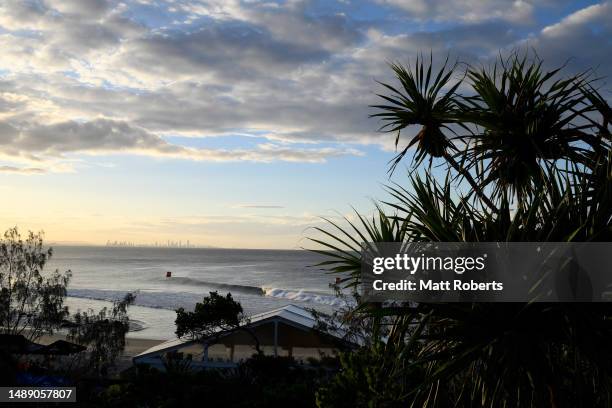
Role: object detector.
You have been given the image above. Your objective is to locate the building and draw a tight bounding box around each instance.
[133,304,356,370]
[0,334,86,356]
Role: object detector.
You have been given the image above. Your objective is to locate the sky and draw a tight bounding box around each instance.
[0,0,610,248]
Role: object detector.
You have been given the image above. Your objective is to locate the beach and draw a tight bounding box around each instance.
[39,333,164,358]
[38,333,165,373]
[46,246,340,340]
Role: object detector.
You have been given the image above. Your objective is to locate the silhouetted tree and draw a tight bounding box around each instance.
[314,51,612,407]
[175,291,261,353]
[0,227,71,342]
[68,293,136,377]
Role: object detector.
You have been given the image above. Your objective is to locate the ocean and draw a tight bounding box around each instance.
[46,246,341,340]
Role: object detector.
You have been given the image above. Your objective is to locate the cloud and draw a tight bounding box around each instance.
[0,165,45,175]
[0,118,363,168]
[0,212,330,249]
[0,0,609,176]
[45,0,112,17]
[235,204,285,209]
[169,0,362,52]
[527,2,612,80]
[121,22,331,81]
[541,2,611,37]
[376,0,537,23]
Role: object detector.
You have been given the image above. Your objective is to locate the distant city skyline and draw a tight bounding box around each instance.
[0,0,610,248]
[106,239,196,248]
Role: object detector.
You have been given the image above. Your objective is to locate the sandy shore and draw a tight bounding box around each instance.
[38,333,165,358]
[34,333,167,374]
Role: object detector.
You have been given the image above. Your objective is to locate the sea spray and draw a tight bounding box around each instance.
[262,287,349,307]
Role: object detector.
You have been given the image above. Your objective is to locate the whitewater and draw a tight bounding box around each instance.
[46,246,345,339]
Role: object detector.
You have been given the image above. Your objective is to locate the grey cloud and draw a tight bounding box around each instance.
[111,0,364,83]
[0,122,19,144]
[0,17,539,150]
[0,0,610,174]
[5,1,518,146]
[124,23,331,80]
[0,0,48,26]
[46,0,113,18]
[376,0,538,23]
[0,119,363,164]
[173,0,363,52]
[0,0,144,63]
[527,2,612,80]
[238,0,363,53]
[21,120,163,153]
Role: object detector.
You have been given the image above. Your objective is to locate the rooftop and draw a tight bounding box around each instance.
[134,304,347,359]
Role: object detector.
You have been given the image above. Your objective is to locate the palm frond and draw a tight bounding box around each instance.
[371,54,462,173]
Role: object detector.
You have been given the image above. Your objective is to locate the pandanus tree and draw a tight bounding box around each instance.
[313,52,612,408]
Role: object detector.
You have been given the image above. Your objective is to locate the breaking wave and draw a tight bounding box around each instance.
[164,277,264,295]
[68,283,345,310]
[163,276,346,307]
[262,287,348,307]
[129,319,146,332]
[67,288,203,311]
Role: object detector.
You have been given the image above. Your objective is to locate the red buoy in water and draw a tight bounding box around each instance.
[166,271,172,278]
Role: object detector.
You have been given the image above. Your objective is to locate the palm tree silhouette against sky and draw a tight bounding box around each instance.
[313,51,612,407]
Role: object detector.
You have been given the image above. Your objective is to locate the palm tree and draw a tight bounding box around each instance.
[371,53,607,207]
[312,52,612,408]
[370,55,498,212]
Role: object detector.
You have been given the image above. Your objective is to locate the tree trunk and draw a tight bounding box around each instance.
[444,152,498,213]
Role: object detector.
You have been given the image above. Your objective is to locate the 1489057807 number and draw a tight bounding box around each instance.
[0,387,76,402]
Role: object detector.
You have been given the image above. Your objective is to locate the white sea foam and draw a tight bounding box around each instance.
[262,287,348,307]
[68,288,203,311]
[51,246,340,340]
[68,286,346,310]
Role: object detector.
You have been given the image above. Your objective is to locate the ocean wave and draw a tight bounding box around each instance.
[68,284,345,310]
[262,287,348,307]
[164,276,264,295]
[68,288,203,311]
[164,276,345,307]
[129,319,146,332]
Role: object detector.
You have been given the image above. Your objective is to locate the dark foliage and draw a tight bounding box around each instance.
[68,293,136,377]
[0,228,71,342]
[81,356,332,408]
[313,51,612,408]
[175,291,244,340]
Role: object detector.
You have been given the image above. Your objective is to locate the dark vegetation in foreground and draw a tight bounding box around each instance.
[3,352,335,407]
[91,356,335,408]
[310,51,612,407]
[0,227,136,389]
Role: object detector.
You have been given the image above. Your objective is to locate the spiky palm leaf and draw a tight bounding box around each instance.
[372,55,498,211]
[308,207,409,290]
[458,53,604,204]
[371,54,462,173]
[312,164,612,407]
[581,85,611,138]
[312,51,612,408]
